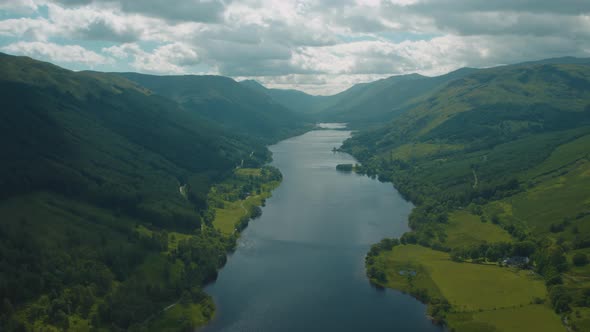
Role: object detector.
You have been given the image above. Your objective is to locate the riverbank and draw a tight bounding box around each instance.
[341,135,590,331]
[351,157,569,330]
[201,127,441,332]
[146,166,283,330]
[366,243,564,331]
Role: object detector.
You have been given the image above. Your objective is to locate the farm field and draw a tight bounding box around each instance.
[448,304,566,332]
[372,245,564,331]
[444,211,513,249]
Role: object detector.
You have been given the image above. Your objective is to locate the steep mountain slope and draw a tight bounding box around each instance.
[119,73,310,143]
[348,63,590,158]
[316,69,477,125]
[343,61,590,330]
[0,53,269,331]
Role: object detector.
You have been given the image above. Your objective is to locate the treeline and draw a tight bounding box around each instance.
[364,238,450,325]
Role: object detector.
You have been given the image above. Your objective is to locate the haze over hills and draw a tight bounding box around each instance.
[240,79,328,116]
[119,73,310,143]
[247,56,590,127]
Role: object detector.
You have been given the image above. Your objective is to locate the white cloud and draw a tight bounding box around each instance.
[103,42,199,73]
[1,0,590,94]
[0,0,38,14]
[0,17,56,41]
[2,41,112,66]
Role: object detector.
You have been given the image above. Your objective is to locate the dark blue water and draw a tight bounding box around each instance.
[203,127,442,332]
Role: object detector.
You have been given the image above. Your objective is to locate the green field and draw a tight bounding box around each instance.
[444,211,513,249]
[448,305,566,332]
[372,245,564,330]
[211,167,281,235]
[213,195,263,234]
[382,143,464,162]
[236,168,263,177]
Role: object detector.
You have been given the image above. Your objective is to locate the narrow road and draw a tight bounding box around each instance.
[163,300,179,311]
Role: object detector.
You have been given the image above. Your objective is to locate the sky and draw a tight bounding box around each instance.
[1,0,589,95]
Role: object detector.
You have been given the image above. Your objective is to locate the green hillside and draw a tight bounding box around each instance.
[119,73,311,143]
[344,61,590,330]
[316,69,477,125]
[0,53,274,331]
[241,69,477,125]
[248,56,590,128]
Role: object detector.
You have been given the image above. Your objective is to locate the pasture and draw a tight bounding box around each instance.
[374,245,564,330]
[444,211,512,249]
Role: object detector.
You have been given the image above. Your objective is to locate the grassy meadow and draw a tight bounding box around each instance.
[444,211,513,249]
[373,245,564,331]
[210,167,281,235]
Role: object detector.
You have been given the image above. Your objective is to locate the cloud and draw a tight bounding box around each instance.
[2,41,112,66]
[103,42,199,73]
[48,0,229,22]
[1,0,589,94]
[46,4,147,42]
[0,17,56,41]
[0,0,38,14]
[0,4,155,42]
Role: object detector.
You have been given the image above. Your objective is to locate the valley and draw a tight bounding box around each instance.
[1,52,589,332]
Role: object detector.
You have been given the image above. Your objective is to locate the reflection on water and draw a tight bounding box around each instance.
[316,122,347,129]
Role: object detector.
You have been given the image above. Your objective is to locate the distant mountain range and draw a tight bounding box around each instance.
[242,56,590,127]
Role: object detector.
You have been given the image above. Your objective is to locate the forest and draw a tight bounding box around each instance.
[0,53,301,331]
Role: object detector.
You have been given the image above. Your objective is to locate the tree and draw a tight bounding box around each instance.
[512,241,536,257]
[573,253,589,267]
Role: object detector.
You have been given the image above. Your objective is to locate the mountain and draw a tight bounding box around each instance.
[247,57,590,128]
[343,60,590,330]
[119,73,310,143]
[0,53,270,330]
[240,79,330,115]
[240,69,478,126]
[317,69,479,125]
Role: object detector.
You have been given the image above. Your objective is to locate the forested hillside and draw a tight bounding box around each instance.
[119,73,310,143]
[0,53,277,331]
[343,61,590,330]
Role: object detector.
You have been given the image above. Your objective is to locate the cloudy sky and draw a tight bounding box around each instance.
[1,0,589,94]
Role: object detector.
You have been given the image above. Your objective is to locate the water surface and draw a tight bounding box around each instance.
[203,127,442,331]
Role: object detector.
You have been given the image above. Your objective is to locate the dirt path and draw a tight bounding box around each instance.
[141,299,180,326]
[240,196,250,216]
[163,300,179,311]
[472,169,479,189]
